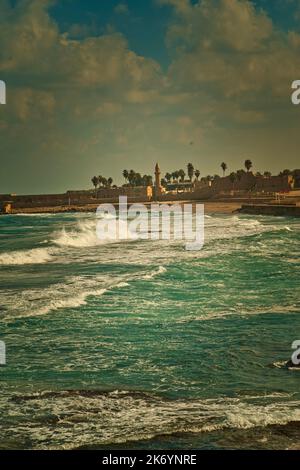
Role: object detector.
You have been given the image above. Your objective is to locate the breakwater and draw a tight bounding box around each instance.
[238,204,300,217]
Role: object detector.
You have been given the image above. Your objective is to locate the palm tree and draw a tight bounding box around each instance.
[221,162,227,177]
[187,163,194,181]
[145,175,153,186]
[172,171,179,182]
[123,169,129,183]
[134,172,142,186]
[91,176,99,195]
[142,175,152,187]
[165,172,172,183]
[244,159,253,172]
[128,170,135,186]
[195,170,200,180]
[178,169,185,182]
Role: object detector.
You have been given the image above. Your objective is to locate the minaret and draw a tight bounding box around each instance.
[155,163,162,199]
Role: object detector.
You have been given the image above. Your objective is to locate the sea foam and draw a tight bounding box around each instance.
[0,248,54,265]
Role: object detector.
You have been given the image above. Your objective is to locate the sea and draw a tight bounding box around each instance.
[0,211,299,450]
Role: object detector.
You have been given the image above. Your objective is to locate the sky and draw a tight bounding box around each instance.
[0,0,300,194]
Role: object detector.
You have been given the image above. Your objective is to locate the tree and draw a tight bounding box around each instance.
[145,175,153,186]
[134,172,143,186]
[107,177,113,187]
[142,175,153,187]
[187,163,194,181]
[165,172,172,182]
[91,176,99,195]
[178,169,185,182]
[195,170,200,180]
[229,172,237,189]
[128,170,136,186]
[236,169,246,181]
[161,178,167,188]
[264,171,272,178]
[97,175,103,186]
[123,169,129,183]
[172,171,179,182]
[221,162,227,177]
[244,159,253,172]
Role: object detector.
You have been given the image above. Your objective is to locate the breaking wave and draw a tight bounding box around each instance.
[0,248,54,266]
[1,390,299,449]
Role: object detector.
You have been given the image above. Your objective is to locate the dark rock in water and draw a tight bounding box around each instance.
[286,360,300,369]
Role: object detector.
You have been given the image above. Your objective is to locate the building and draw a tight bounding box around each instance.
[154,163,163,198]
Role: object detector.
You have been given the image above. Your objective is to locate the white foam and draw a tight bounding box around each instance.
[52,219,138,248]
[1,390,299,449]
[0,248,54,265]
[143,265,167,280]
[0,266,166,320]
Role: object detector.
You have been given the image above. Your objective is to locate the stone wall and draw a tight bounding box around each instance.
[0,186,153,210]
[212,173,294,192]
[239,204,300,217]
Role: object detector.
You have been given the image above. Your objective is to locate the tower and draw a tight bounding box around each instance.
[155,163,162,198]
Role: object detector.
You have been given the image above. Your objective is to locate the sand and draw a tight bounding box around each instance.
[9,201,241,216]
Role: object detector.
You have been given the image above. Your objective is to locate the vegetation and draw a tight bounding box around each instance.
[221,162,227,176]
[91,175,114,192]
[91,161,300,191]
[187,163,194,181]
[244,159,253,172]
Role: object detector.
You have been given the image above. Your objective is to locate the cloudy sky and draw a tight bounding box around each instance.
[0,0,300,194]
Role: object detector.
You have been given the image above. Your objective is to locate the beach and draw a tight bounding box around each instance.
[5,201,242,216]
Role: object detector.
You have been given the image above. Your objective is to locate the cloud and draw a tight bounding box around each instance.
[1,0,300,193]
[164,0,300,110]
[0,0,163,120]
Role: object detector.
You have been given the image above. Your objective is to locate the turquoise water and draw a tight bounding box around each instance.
[0,212,299,449]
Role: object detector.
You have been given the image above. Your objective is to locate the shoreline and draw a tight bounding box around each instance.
[3,201,242,216]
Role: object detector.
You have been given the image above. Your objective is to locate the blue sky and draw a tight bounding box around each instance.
[1,0,300,193]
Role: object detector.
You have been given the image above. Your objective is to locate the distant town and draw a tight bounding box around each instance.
[1,160,300,217]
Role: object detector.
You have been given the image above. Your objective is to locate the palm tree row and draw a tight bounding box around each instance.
[91,175,113,193]
[92,161,298,193]
[123,169,153,187]
[164,164,201,184]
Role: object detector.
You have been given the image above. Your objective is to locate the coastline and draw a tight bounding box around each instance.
[5,201,300,217]
[3,201,242,216]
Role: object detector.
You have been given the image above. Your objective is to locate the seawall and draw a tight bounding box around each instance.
[238,204,300,217]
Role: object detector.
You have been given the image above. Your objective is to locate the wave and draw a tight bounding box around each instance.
[0,266,166,320]
[142,265,167,280]
[51,215,279,250]
[0,248,54,266]
[0,275,129,320]
[1,389,299,449]
[176,302,300,323]
[52,219,139,248]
